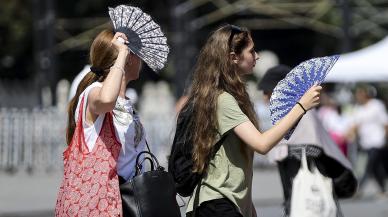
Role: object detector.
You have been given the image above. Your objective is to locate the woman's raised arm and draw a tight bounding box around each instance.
[234,85,322,154]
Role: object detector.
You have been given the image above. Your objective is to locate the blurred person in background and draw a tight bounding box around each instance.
[175,94,189,113]
[68,64,90,101]
[183,24,322,217]
[175,74,193,113]
[256,65,291,163]
[318,91,350,157]
[349,84,388,196]
[257,65,357,217]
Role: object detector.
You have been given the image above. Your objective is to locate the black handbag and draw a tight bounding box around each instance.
[119,147,181,217]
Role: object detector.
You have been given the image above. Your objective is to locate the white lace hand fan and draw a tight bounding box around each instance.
[109,5,169,72]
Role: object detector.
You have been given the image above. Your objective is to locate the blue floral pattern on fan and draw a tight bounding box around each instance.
[269,55,340,139]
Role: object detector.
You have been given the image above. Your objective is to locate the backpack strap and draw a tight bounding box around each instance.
[192,135,226,216]
[192,180,201,217]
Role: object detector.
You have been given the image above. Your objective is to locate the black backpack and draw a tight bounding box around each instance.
[168,102,199,197]
[168,102,223,197]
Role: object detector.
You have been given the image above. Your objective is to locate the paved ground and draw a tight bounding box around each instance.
[251,169,388,217]
[1,168,387,217]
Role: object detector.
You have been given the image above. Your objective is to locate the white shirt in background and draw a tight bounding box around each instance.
[353,99,388,149]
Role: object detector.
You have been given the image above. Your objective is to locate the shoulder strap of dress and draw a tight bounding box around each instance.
[75,95,89,153]
[76,95,85,125]
[104,111,122,146]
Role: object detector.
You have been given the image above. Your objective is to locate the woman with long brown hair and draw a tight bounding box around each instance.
[184,24,322,217]
[55,5,169,216]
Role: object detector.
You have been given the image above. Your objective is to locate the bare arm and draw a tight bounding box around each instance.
[234,85,322,154]
[346,125,357,142]
[88,32,129,115]
[386,125,388,135]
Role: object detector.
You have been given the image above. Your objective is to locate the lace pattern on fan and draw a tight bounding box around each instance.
[109,5,169,72]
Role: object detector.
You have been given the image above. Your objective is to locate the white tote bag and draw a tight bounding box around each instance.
[290,148,337,217]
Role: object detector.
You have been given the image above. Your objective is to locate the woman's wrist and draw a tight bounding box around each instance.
[117,48,129,58]
[110,65,125,75]
[113,49,129,74]
[296,102,307,114]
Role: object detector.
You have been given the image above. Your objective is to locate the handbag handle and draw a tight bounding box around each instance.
[301,147,309,172]
[136,156,155,175]
[135,151,163,176]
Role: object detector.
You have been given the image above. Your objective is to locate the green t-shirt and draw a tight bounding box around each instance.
[187,92,255,217]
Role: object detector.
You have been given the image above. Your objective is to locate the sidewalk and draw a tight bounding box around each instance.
[1,168,388,217]
[251,167,388,217]
[0,168,282,216]
[0,170,61,216]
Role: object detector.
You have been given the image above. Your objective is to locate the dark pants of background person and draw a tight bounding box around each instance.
[186,198,243,217]
[359,148,386,193]
[277,153,349,217]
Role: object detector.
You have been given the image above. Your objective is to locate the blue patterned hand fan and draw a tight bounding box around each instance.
[109,5,169,72]
[269,55,340,139]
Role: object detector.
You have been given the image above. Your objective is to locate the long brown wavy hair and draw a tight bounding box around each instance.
[66,29,118,144]
[188,25,259,173]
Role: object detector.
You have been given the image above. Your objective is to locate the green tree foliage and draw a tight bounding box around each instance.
[0,0,32,78]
